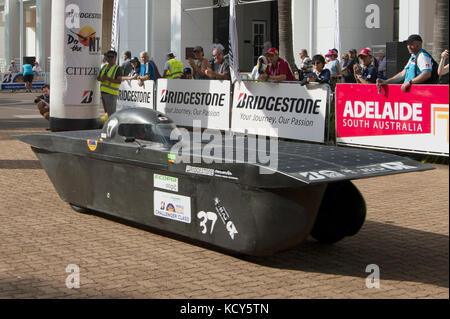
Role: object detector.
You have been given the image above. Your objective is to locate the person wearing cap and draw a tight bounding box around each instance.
[181,67,193,80]
[205,48,230,80]
[353,48,378,84]
[163,52,184,79]
[377,34,433,92]
[258,47,296,82]
[8,60,19,74]
[325,49,342,76]
[97,50,125,117]
[188,46,211,80]
[121,57,140,80]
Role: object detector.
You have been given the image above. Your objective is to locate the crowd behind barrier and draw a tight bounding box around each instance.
[115,77,448,156]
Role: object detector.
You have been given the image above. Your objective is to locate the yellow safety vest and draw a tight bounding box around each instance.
[166,58,184,79]
[100,64,121,96]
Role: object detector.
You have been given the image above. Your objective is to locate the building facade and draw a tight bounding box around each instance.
[0,0,443,73]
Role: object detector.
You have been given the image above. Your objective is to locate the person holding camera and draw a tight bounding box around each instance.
[34,84,50,120]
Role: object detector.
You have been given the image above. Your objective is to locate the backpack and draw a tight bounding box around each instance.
[414,50,439,84]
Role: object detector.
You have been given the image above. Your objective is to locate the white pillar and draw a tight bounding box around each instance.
[170,0,182,59]
[50,0,103,131]
[4,0,21,65]
[399,0,420,41]
[36,0,52,72]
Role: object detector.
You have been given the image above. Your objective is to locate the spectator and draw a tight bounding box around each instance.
[353,48,378,84]
[32,61,42,74]
[5,60,19,83]
[205,48,230,80]
[258,47,296,82]
[250,55,268,80]
[121,57,140,80]
[22,63,34,92]
[377,34,433,92]
[376,50,387,78]
[300,54,331,86]
[262,36,272,55]
[121,50,132,76]
[34,84,50,120]
[163,52,184,79]
[298,49,313,81]
[188,46,211,80]
[341,49,358,83]
[325,50,342,76]
[341,53,350,82]
[96,50,124,116]
[438,49,449,76]
[212,38,225,55]
[180,67,193,79]
[138,51,157,85]
[8,60,19,73]
[149,57,162,79]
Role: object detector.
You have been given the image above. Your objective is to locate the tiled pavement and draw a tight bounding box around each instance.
[0,92,448,299]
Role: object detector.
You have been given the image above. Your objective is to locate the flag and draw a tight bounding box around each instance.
[229,0,241,83]
[111,0,120,52]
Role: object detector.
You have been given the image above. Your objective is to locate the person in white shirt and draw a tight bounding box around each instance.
[32,61,42,75]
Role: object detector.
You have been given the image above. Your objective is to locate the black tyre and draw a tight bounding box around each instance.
[310,181,366,244]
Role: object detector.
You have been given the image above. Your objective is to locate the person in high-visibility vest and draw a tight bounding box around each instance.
[96,50,124,119]
[163,52,184,79]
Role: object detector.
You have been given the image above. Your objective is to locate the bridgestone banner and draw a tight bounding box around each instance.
[63,0,102,106]
[231,81,329,143]
[117,80,154,111]
[156,79,231,130]
[336,84,449,156]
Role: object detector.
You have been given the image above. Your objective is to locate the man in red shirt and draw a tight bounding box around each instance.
[258,47,296,82]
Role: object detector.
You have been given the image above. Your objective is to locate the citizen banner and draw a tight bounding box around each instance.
[336,84,449,156]
[63,0,102,106]
[156,79,231,130]
[231,81,329,143]
[117,80,154,111]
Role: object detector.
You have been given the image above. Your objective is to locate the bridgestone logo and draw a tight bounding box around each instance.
[118,90,152,103]
[237,93,322,114]
[160,90,226,107]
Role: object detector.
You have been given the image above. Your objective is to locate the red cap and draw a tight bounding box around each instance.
[325,50,336,57]
[266,47,279,55]
[358,48,372,57]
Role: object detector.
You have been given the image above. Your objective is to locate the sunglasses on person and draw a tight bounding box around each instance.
[107,55,115,58]
[313,62,322,65]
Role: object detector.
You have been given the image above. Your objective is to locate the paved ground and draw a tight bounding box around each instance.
[0,91,448,299]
